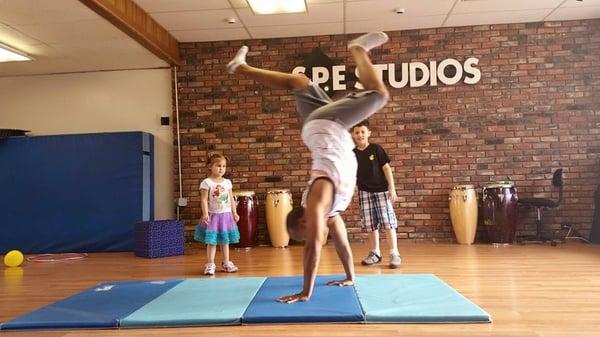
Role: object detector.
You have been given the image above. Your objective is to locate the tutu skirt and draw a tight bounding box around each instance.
[194,212,240,245]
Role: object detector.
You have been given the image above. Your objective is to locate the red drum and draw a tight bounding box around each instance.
[482,183,518,244]
[233,190,258,249]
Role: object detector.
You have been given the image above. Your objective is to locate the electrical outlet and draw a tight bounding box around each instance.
[177,197,188,207]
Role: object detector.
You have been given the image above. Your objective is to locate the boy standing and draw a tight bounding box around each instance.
[352,121,401,268]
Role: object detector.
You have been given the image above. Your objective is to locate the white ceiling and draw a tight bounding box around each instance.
[0,0,168,77]
[0,0,599,77]
[135,0,600,41]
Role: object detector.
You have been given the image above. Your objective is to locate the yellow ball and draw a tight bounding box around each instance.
[4,250,24,268]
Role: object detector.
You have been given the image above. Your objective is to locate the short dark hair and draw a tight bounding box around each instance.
[351,119,370,131]
[286,206,305,238]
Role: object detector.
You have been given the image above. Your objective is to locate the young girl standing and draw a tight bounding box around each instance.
[194,154,240,275]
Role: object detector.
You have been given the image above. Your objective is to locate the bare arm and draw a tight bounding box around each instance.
[200,189,209,224]
[326,215,355,286]
[277,179,333,303]
[228,190,239,222]
[382,163,398,202]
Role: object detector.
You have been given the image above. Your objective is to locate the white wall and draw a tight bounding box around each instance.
[0,68,174,219]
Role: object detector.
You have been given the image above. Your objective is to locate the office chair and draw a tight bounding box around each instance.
[516,168,563,246]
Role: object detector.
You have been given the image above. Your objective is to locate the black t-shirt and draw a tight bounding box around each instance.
[353,143,390,192]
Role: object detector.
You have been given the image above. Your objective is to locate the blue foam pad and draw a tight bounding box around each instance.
[355,274,491,323]
[0,132,153,253]
[0,279,180,330]
[242,275,364,323]
[121,277,266,327]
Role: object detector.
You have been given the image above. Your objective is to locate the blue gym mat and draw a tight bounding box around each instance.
[122,277,266,327]
[0,279,181,330]
[0,274,490,330]
[242,275,364,323]
[355,274,491,323]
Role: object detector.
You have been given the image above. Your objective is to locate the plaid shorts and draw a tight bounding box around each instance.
[359,190,398,232]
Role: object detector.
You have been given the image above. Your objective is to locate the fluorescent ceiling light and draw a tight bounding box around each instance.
[0,42,31,62]
[247,0,307,15]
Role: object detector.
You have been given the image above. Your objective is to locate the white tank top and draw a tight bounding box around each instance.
[301,119,357,217]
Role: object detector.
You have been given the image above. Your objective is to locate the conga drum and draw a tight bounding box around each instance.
[449,185,478,244]
[482,183,518,244]
[265,189,292,248]
[233,190,258,250]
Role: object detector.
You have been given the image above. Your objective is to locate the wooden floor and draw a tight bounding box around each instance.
[2,242,600,337]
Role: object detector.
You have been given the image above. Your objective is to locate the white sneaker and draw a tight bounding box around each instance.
[204,263,216,275]
[221,261,239,273]
[226,46,248,74]
[389,253,402,269]
[348,32,389,52]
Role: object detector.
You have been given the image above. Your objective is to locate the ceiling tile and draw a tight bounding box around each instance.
[50,39,148,55]
[230,0,342,8]
[229,0,250,8]
[560,0,600,7]
[347,15,446,34]
[1,0,599,77]
[150,9,240,30]
[237,3,343,26]
[12,20,127,44]
[546,5,600,20]
[0,0,98,25]
[0,22,42,50]
[445,9,552,27]
[452,0,564,14]
[346,0,454,20]
[84,50,167,69]
[172,28,250,42]
[248,22,343,39]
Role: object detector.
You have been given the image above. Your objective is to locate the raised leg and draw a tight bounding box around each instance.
[227,45,309,90]
[348,32,390,99]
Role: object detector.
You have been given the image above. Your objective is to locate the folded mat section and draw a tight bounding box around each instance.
[354,274,491,323]
[121,277,266,327]
[0,279,182,330]
[242,275,364,324]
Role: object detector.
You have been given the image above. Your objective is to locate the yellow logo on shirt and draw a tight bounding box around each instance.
[369,154,375,161]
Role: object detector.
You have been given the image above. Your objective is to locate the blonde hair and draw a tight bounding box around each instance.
[206,153,227,166]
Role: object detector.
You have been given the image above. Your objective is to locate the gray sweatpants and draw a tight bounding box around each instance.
[293,83,387,129]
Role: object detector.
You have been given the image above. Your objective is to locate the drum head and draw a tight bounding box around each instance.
[267,188,290,194]
[489,180,515,187]
[484,183,513,189]
[233,190,255,197]
[452,184,475,190]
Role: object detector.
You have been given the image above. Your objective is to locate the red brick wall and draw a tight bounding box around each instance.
[175,19,600,244]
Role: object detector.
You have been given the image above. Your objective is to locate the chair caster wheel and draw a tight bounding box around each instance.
[551,241,558,247]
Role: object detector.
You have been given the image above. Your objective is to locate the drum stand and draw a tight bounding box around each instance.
[515,208,560,246]
[562,224,591,244]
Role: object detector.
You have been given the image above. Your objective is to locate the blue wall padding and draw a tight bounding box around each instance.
[355,274,492,323]
[242,275,364,323]
[121,277,266,327]
[0,132,154,253]
[0,279,180,330]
